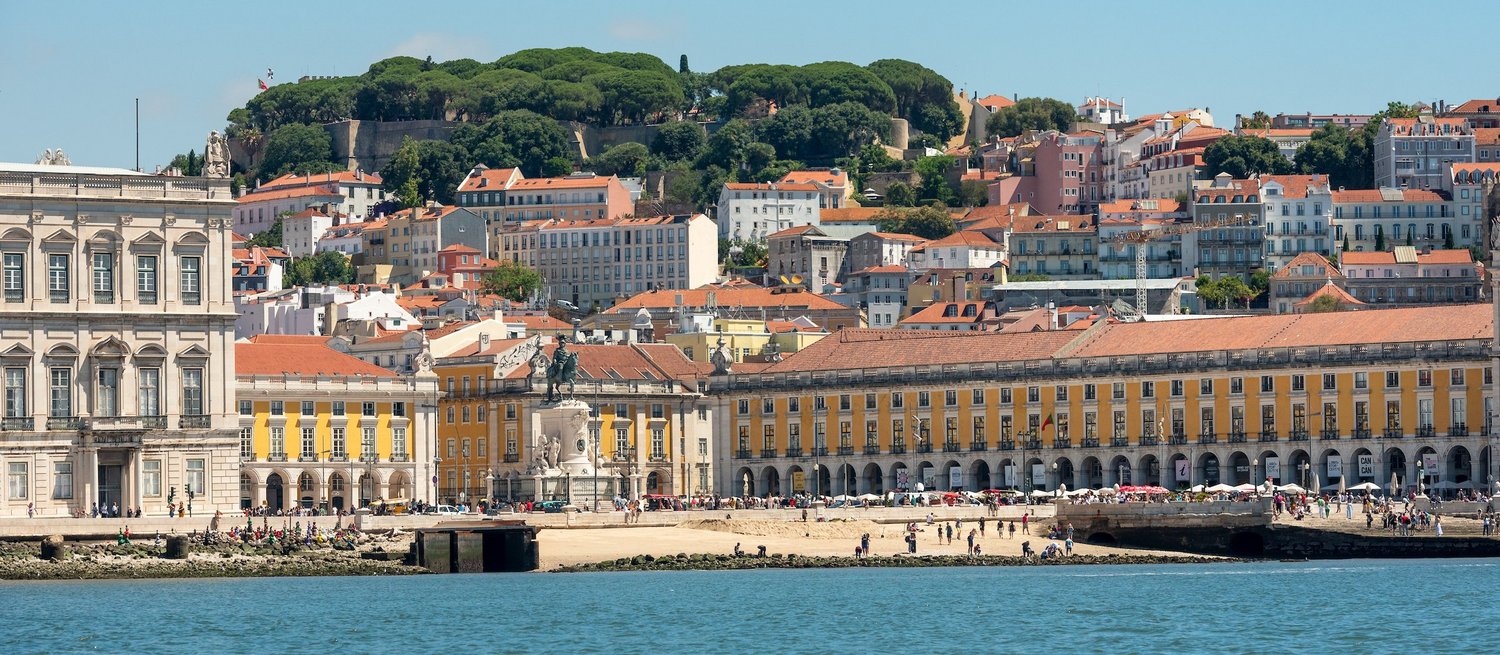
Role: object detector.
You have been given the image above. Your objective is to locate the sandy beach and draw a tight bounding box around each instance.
[537,517,1178,570]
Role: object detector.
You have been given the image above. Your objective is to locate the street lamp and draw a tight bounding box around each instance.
[1252,458,1259,493]
[432,456,442,504]
[484,470,494,511]
[1051,461,1059,497]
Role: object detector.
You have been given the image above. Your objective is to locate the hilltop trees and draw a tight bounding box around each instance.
[1204,135,1293,178]
[257,123,339,177]
[985,97,1078,138]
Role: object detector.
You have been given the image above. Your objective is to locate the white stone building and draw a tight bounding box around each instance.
[233,170,384,237]
[530,214,718,311]
[716,182,822,242]
[1260,175,1334,272]
[0,162,239,517]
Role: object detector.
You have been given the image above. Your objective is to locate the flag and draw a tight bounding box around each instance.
[1041,413,1054,432]
[258,79,268,91]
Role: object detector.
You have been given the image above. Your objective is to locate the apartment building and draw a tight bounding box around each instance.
[358,204,486,285]
[1260,175,1334,271]
[716,182,822,242]
[1373,117,1475,190]
[527,214,717,311]
[1193,174,1265,282]
[233,170,384,236]
[1330,188,1460,252]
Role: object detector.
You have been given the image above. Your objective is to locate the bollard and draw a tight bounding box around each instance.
[40,535,67,561]
[163,535,191,559]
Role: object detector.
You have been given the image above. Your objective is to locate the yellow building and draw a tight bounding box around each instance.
[235,336,439,512]
[666,317,829,366]
[434,336,711,503]
[711,305,1496,498]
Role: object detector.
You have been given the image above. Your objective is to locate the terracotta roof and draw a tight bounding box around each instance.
[362,320,473,344]
[1011,216,1095,233]
[1258,174,1330,199]
[778,170,848,188]
[443,337,529,358]
[722,182,819,192]
[1330,188,1449,203]
[850,265,909,275]
[243,335,332,345]
[767,224,821,239]
[610,287,846,312]
[1450,162,1500,181]
[260,171,382,190]
[236,339,396,378]
[1341,249,1474,266]
[456,167,521,193]
[1068,304,1490,358]
[236,184,343,204]
[509,175,619,190]
[863,232,927,242]
[759,329,1080,373]
[386,205,473,222]
[1473,128,1500,146]
[1272,252,1343,280]
[1384,117,1470,135]
[1293,281,1365,308]
[509,314,572,330]
[1447,98,1500,114]
[901,301,991,324]
[1096,198,1184,214]
[819,207,886,222]
[921,231,1002,248]
[976,95,1015,110]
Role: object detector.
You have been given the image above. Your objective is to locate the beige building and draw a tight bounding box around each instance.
[767,225,848,293]
[666,316,829,367]
[0,162,239,517]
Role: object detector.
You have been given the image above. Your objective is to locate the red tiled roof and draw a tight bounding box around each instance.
[1473,128,1500,146]
[864,232,927,242]
[778,170,848,188]
[236,339,396,378]
[850,265,909,275]
[1293,281,1365,308]
[759,328,1080,373]
[1258,174,1330,199]
[976,95,1015,110]
[456,167,521,193]
[901,302,990,324]
[1096,199,1185,214]
[767,225,820,239]
[819,207,887,222]
[1330,189,1449,202]
[509,175,619,190]
[1272,252,1343,280]
[363,320,472,344]
[921,231,1002,248]
[1341,249,1474,266]
[260,171,382,190]
[237,184,343,204]
[723,182,819,192]
[1011,216,1095,233]
[509,314,572,330]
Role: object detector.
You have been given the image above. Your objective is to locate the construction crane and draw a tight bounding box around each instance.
[1103,213,1254,321]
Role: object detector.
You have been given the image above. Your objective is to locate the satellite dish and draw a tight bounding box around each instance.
[790,274,804,285]
[779,275,790,285]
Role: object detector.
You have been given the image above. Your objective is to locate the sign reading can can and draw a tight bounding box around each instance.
[1358,455,1374,477]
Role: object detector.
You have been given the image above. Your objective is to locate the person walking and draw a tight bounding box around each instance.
[1021,512,1030,535]
[1008,521,1016,540]
[1434,515,1444,537]
[1064,536,1073,556]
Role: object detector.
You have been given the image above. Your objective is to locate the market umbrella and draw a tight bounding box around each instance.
[1029,489,1053,498]
[856,493,881,501]
[1233,483,1256,493]
[1347,481,1381,492]
[1207,483,1237,493]
[1278,483,1307,494]
[1311,473,1320,497]
[1320,482,1343,492]
[1190,484,1207,493]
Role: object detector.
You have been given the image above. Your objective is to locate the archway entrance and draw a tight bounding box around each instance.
[329,473,346,512]
[862,462,883,495]
[1200,453,1221,485]
[265,474,284,512]
[298,472,316,508]
[239,473,253,510]
[971,460,992,491]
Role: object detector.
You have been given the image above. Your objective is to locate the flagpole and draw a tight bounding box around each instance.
[135,98,140,172]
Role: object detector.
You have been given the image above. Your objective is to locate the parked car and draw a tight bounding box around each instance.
[423,504,461,516]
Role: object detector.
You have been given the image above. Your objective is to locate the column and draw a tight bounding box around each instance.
[129,448,143,513]
[635,407,648,498]
[80,448,98,513]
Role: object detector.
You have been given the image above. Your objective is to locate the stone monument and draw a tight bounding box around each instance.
[203,130,231,178]
[529,336,618,509]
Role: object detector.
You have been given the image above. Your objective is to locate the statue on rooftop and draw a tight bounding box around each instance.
[203,130,230,178]
[544,336,578,403]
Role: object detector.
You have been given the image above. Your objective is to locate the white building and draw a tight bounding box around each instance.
[1373,117,1475,191]
[1443,162,1500,231]
[908,231,1006,272]
[316,223,365,256]
[233,170,384,236]
[846,231,926,273]
[778,169,853,209]
[531,214,718,311]
[0,162,239,517]
[1260,174,1334,271]
[1078,97,1128,125]
[716,182,822,242]
[281,207,351,257]
[1331,188,1461,252]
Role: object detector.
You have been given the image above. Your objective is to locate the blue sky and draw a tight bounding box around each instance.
[3,0,1494,170]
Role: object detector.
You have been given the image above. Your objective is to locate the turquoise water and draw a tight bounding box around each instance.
[3,560,1496,654]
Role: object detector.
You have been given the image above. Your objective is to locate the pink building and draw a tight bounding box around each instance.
[987,131,1105,214]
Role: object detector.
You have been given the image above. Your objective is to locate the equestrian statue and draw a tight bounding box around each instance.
[545,337,579,403]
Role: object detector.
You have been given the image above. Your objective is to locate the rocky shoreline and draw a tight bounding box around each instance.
[0,540,426,581]
[554,552,1235,573]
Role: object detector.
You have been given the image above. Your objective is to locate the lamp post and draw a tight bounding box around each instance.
[1051,461,1059,497]
[484,470,494,512]
[1252,458,1260,493]
[1301,461,1310,490]
[432,456,442,505]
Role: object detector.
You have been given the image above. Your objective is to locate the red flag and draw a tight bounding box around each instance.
[258,79,268,91]
[1041,414,1054,432]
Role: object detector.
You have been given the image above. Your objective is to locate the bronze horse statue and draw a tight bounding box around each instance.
[545,340,579,403]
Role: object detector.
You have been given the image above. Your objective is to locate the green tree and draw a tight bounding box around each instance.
[1204,135,1293,179]
[1240,111,1272,129]
[875,205,956,240]
[719,239,766,267]
[480,260,543,302]
[450,109,573,177]
[914,155,957,204]
[1218,276,1255,309]
[864,59,964,141]
[1009,273,1052,282]
[586,142,650,177]
[380,137,469,206]
[679,54,689,75]
[958,180,989,208]
[285,251,356,286]
[1375,229,1386,251]
[167,149,203,176]
[698,119,758,172]
[1249,269,1271,298]
[1306,293,1344,313]
[651,121,706,162]
[1196,276,1227,310]
[244,218,284,248]
[257,123,338,178]
[1342,235,1351,252]
[984,97,1077,138]
[884,181,916,207]
[1295,123,1371,190]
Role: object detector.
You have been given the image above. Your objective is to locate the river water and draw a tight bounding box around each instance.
[3,559,1496,653]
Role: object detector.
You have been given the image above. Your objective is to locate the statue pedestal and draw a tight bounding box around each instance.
[531,399,621,510]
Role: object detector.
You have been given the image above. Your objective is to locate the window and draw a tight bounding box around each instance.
[1083,412,1096,439]
[1290,375,1304,392]
[362,401,376,417]
[301,427,315,459]
[1386,400,1401,429]
[945,390,957,407]
[1230,377,1243,394]
[788,397,801,413]
[1386,371,1399,388]
[91,253,115,303]
[1260,376,1274,393]
[1001,388,1013,404]
[972,389,985,405]
[143,460,161,496]
[96,367,118,418]
[839,394,851,411]
[270,401,284,416]
[1141,409,1156,437]
[1083,384,1096,401]
[461,406,471,423]
[1055,385,1068,402]
[1417,370,1432,387]
[270,427,285,458]
[1261,405,1275,431]
[238,400,252,416]
[300,401,315,416]
[1451,368,1465,386]
[891,393,904,409]
[393,427,407,458]
[446,406,455,424]
[476,404,486,422]
[136,255,158,303]
[332,401,345,416]
[48,254,69,303]
[4,367,25,418]
[362,428,376,460]
[762,398,775,415]
[138,368,160,417]
[180,256,201,305]
[1170,380,1183,397]
[2,252,23,302]
[1452,397,1467,426]
[1418,399,1433,428]
[181,368,203,416]
[1141,381,1155,398]
[918,391,930,408]
[239,428,252,459]
[865,394,876,410]
[651,403,665,419]
[186,459,205,496]
[8,462,27,500]
[48,367,72,419]
[1201,407,1215,435]
[1200,378,1214,395]
[1112,410,1125,438]
[1112,382,1125,400]
[52,461,73,499]
[651,429,665,458]
[1027,386,1040,403]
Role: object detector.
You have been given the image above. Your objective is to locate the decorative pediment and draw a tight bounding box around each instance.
[41,228,77,244]
[0,227,31,243]
[129,232,167,249]
[133,343,169,359]
[177,344,211,359]
[90,336,131,358]
[87,229,122,248]
[44,343,80,359]
[0,344,34,359]
[173,232,210,249]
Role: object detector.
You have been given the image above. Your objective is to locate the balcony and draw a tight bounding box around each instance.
[1289,429,1309,442]
[997,440,1015,451]
[1384,428,1402,439]
[47,416,83,430]
[1258,430,1279,442]
[503,454,519,463]
[361,455,379,464]
[943,441,961,453]
[141,415,167,429]
[267,454,288,463]
[1352,428,1371,439]
[837,446,854,456]
[890,444,907,455]
[1052,438,1072,449]
[784,447,804,458]
[969,440,988,452]
[1320,429,1340,440]
[649,453,667,463]
[760,449,777,459]
[1228,431,1247,443]
[390,455,409,463]
[1449,424,1469,437]
[812,447,828,457]
[864,444,881,455]
[917,443,934,454]
[1110,437,1128,448]
[179,415,210,429]
[1081,437,1100,448]
[1416,425,1435,438]
[1169,434,1187,445]
[1,417,34,430]
[1023,439,1043,450]
[1140,435,1159,447]
[1199,433,1217,445]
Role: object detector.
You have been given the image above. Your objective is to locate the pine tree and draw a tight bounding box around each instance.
[678,54,689,74]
